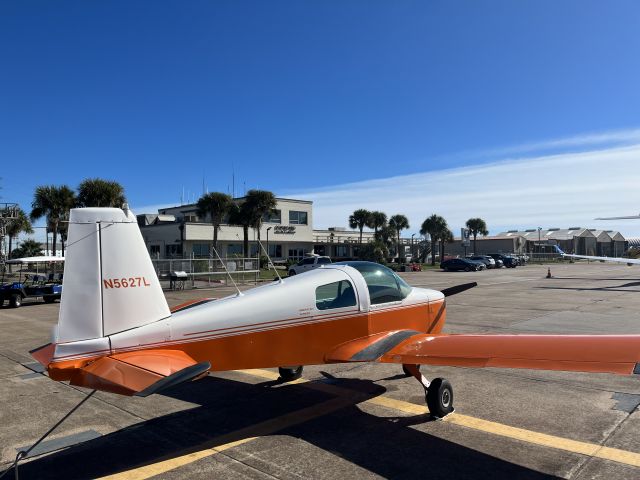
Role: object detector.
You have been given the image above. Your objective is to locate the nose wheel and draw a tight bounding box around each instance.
[402,364,454,419]
[278,366,303,382]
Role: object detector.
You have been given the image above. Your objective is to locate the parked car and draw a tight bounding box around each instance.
[467,255,496,269]
[288,256,332,276]
[440,258,485,272]
[488,253,518,268]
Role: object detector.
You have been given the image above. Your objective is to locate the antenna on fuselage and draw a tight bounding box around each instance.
[256,238,283,283]
[210,244,243,296]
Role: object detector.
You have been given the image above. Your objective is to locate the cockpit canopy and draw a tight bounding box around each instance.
[334,261,412,304]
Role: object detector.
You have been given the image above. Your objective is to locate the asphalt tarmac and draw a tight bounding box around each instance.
[1,262,640,479]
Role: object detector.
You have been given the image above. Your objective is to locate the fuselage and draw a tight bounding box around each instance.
[48,264,445,379]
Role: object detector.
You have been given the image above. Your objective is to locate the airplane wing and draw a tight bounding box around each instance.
[67,349,210,396]
[594,215,640,220]
[327,330,640,375]
[553,245,640,265]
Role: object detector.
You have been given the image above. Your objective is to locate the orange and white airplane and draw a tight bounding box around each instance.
[31,208,640,418]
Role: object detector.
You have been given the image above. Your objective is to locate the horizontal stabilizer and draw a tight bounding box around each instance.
[69,350,210,396]
[381,334,640,375]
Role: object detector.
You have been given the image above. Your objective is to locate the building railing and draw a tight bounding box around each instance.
[151,256,261,290]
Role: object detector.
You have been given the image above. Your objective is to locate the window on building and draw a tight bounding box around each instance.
[263,209,281,224]
[183,214,198,222]
[227,244,243,256]
[192,243,210,257]
[149,245,160,257]
[316,280,357,310]
[268,244,282,257]
[288,248,307,260]
[165,244,183,258]
[289,211,308,225]
[315,245,326,256]
[335,245,348,257]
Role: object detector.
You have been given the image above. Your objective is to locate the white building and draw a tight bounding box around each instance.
[138,197,417,261]
[139,197,314,261]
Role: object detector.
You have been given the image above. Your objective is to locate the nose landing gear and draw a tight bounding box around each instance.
[278,366,303,382]
[402,364,454,419]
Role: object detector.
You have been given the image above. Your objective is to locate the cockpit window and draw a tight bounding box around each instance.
[335,261,412,305]
[316,280,357,310]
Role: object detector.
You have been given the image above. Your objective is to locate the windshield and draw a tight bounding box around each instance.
[335,261,411,304]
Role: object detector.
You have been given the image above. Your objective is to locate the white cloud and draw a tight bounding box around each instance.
[285,144,640,238]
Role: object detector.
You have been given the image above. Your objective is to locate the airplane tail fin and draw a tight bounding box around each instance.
[553,245,565,255]
[56,207,170,344]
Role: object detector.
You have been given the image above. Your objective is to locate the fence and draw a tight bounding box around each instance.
[151,256,261,290]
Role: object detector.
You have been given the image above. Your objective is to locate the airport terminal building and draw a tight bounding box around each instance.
[138,197,400,261]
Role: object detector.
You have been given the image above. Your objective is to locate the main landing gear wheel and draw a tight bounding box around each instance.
[278,366,303,382]
[426,378,454,418]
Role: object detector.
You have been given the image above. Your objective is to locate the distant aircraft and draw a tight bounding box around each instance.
[31,208,640,419]
[595,214,640,220]
[553,245,640,266]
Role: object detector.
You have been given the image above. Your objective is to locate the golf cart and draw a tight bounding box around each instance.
[0,256,64,308]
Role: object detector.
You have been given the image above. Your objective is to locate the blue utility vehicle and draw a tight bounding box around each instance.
[0,256,64,308]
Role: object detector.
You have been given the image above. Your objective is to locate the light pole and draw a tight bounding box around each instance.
[411,233,415,261]
[537,227,542,257]
[266,227,272,258]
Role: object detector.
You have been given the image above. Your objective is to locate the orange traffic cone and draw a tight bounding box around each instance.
[546,267,552,279]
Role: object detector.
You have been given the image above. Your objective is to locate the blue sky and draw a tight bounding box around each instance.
[2,1,640,239]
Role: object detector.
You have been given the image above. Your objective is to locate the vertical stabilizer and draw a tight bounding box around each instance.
[56,208,170,343]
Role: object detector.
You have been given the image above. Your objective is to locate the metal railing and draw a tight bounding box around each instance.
[150,256,261,290]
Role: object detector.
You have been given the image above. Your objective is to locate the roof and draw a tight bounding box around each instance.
[499,228,598,240]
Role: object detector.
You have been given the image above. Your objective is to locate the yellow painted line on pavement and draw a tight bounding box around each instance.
[98,378,358,480]
[241,369,640,468]
[101,368,640,479]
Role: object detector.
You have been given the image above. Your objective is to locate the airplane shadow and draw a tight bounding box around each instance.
[11,375,559,480]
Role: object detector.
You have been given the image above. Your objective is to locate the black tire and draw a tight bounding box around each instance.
[9,293,22,308]
[43,296,56,303]
[279,366,303,382]
[464,266,471,272]
[426,378,454,418]
[288,270,296,277]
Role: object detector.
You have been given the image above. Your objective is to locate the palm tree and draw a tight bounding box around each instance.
[466,217,489,254]
[366,211,387,236]
[10,239,43,259]
[420,214,448,265]
[31,185,76,258]
[389,214,410,261]
[196,192,233,254]
[440,228,454,262]
[76,178,126,208]
[6,208,33,260]
[244,190,277,245]
[348,209,371,245]
[228,203,252,258]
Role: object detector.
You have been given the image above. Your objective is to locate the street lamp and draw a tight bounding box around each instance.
[411,233,416,260]
[266,227,273,257]
[537,227,542,256]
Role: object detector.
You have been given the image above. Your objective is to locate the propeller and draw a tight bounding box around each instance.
[440,282,478,297]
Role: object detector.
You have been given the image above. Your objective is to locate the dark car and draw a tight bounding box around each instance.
[488,253,518,268]
[467,255,496,269]
[441,258,485,272]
